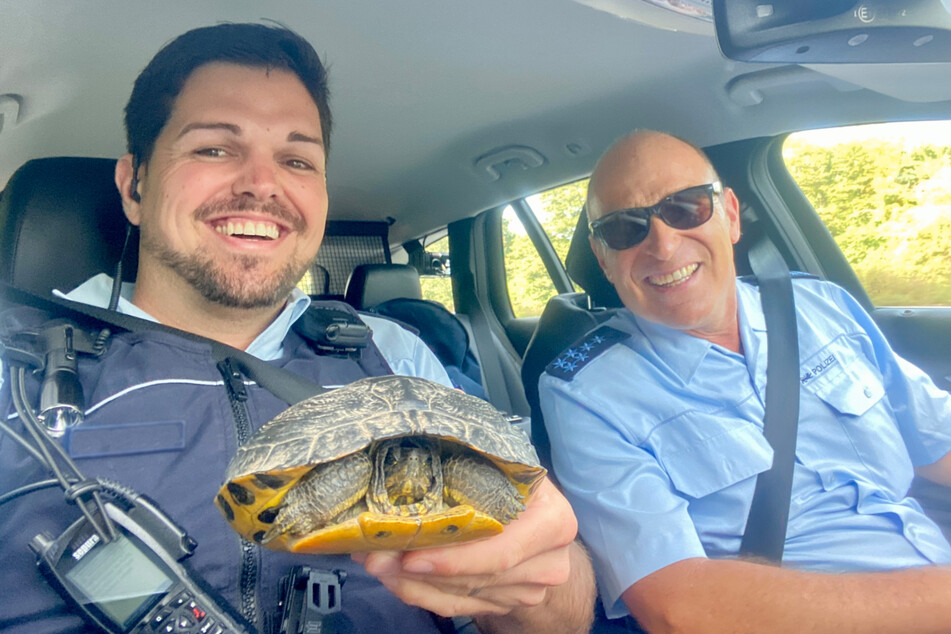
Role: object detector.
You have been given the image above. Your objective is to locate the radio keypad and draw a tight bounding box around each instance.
[134,589,228,634]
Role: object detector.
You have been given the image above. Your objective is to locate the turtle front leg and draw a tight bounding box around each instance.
[443,451,524,524]
[263,450,371,543]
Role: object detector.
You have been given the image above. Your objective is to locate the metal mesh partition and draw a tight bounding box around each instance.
[303,221,391,296]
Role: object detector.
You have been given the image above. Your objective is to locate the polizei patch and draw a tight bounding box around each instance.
[800,353,838,385]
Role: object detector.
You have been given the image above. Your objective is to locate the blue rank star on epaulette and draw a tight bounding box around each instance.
[545,325,629,381]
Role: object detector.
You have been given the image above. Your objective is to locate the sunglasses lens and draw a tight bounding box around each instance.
[592,183,718,250]
[661,188,713,229]
[597,214,649,250]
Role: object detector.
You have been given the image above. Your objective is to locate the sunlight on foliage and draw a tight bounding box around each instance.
[419,277,455,312]
[784,133,951,307]
[503,181,588,317]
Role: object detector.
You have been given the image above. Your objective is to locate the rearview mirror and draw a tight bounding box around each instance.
[713,0,951,63]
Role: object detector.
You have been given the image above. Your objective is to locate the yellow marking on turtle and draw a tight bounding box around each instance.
[219,464,313,541]
[281,505,503,554]
[216,376,547,553]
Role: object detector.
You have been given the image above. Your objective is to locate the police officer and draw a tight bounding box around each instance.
[540,130,951,632]
[0,23,594,633]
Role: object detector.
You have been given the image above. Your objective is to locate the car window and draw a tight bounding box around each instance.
[525,179,587,265]
[502,205,557,318]
[419,235,455,312]
[502,180,586,318]
[784,121,951,307]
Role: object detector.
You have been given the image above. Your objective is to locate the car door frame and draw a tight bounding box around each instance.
[709,134,951,394]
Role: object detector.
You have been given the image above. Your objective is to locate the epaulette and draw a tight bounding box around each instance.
[544,325,629,381]
[738,271,819,287]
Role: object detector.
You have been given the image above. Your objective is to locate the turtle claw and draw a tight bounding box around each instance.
[260,525,282,545]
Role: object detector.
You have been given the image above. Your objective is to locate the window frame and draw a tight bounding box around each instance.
[508,198,575,297]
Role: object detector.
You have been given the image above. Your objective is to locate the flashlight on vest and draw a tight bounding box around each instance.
[38,323,85,437]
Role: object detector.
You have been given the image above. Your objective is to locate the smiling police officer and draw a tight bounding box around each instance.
[0,23,594,634]
[540,130,951,633]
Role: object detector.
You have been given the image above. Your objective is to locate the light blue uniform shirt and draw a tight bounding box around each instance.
[0,273,452,390]
[540,277,951,619]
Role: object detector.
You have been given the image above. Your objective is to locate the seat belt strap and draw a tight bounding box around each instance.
[739,235,801,562]
[453,216,516,414]
[466,302,515,413]
[0,282,326,405]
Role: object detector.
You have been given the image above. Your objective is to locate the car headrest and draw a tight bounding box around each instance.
[344,263,423,310]
[565,206,622,309]
[0,157,138,298]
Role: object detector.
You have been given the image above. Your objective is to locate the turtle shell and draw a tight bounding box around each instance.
[216,375,546,554]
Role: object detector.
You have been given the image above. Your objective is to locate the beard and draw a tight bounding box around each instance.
[139,198,313,310]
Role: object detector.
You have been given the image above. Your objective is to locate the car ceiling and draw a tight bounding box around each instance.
[3,0,951,245]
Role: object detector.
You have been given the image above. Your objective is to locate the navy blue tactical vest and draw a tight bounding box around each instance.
[0,301,454,634]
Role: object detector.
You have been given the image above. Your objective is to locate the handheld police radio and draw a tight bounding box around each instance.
[2,313,347,634]
[30,485,256,634]
[1,326,256,633]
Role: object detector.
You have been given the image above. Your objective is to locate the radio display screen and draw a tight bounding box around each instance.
[65,533,175,628]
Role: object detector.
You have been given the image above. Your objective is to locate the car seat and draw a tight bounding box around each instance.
[520,207,621,470]
[0,157,136,297]
[345,263,486,398]
[345,263,424,307]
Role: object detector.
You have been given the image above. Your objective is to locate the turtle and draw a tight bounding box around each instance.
[216,375,546,554]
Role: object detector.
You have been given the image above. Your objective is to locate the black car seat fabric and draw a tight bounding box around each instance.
[521,207,618,470]
[0,157,137,296]
[374,298,485,399]
[563,206,622,310]
[344,263,485,398]
[344,263,423,308]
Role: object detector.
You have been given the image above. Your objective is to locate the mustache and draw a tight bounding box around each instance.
[194,197,305,232]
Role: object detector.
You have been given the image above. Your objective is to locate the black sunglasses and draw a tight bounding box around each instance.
[589,182,722,251]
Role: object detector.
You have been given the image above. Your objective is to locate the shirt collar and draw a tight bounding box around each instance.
[737,277,766,332]
[247,288,311,360]
[613,283,758,383]
[58,273,312,361]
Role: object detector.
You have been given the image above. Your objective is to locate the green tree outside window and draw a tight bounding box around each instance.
[785,123,951,306]
[419,235,455,312]
[502,180,588,318]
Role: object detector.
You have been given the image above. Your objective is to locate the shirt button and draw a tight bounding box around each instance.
[863,386,872,398]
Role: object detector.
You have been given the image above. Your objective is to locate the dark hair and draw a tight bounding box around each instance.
[124,23,331,165]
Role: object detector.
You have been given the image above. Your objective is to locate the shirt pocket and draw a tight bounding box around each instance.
[802,342,884,417]
[651,413,774,500]
[800,338,911,494]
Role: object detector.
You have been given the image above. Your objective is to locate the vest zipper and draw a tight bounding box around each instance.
[217,358,261,630]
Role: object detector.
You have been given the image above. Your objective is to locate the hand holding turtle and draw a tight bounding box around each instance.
[354,477,596,632]
[217,375,597,630]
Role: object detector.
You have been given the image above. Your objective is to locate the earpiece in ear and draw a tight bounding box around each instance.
[130,156,142,203]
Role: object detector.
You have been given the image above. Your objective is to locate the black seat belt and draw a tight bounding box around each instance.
[739,234,801,563]
[0,282,326,406]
